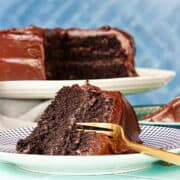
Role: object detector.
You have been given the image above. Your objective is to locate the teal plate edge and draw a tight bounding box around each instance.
[134,104,180,127]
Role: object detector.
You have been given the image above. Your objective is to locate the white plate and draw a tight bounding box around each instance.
[0,125,180,175]
[0,68,175,99]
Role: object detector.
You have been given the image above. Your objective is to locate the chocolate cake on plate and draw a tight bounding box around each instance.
[17,83,141,155]
[141,97,180,122]
[0,26,137,80]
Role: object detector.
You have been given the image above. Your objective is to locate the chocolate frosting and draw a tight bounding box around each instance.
[0,25,137,80]
[141,97,180,122]
[70,83,140,154]
[0,26,46,80]
[82,83,141,142]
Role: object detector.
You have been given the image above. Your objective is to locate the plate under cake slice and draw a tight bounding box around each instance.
[0,26,137,80]
[16,83,141,155]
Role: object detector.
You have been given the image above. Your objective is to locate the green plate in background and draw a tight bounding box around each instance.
[134,105,180,127]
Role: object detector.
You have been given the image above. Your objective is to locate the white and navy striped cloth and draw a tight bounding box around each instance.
[0,125,180,153]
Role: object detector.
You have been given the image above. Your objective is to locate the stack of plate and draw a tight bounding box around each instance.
[0,67,179,175]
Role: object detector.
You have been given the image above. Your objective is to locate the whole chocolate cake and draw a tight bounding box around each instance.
[16,83,141,155]
[0,26,137,80]
[141,97,180,122]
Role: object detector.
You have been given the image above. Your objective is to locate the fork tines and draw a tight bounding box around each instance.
[76,122,115,137]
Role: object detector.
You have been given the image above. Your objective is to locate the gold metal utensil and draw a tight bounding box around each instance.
[77,122,180,165]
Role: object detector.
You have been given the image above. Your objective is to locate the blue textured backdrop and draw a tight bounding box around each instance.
[0,0,179,105]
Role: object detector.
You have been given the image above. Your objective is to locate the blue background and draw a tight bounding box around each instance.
[0,0,179,105]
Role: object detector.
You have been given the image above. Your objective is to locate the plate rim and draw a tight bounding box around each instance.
[0,68,176,99]
[139,121,180,126]
[0,147,179,175]
[0,67,176,83]
[0,148,180,158]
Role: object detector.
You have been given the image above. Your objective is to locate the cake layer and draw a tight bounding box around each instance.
[60,34,127,61]
[64,26,135,66]
[44,26,137,79]
[58,47,127,61]
[17,83,140,155]
[46,59,136,80]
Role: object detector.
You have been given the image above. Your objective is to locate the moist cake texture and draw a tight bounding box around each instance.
[16,83,141,155]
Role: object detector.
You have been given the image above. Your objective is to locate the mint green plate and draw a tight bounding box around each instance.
[134,105,180,127]
[139,121,180,127]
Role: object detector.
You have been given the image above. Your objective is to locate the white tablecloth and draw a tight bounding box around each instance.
[0,99,52,130]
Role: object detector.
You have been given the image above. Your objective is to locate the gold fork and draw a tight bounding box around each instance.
[77,122,180,165]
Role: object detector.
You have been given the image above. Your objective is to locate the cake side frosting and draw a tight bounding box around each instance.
[0,26,46,80]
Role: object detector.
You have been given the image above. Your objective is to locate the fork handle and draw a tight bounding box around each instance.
[125,139,180,165]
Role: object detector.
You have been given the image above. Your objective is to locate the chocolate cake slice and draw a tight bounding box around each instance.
[0,26,137,80]
[141,97,180,122]
[16,83,141,155]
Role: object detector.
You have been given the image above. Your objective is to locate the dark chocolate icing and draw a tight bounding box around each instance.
[141,97,180,122]
[82,83,141,142]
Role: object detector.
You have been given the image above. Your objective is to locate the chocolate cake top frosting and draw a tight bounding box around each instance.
[141,97,180,122]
